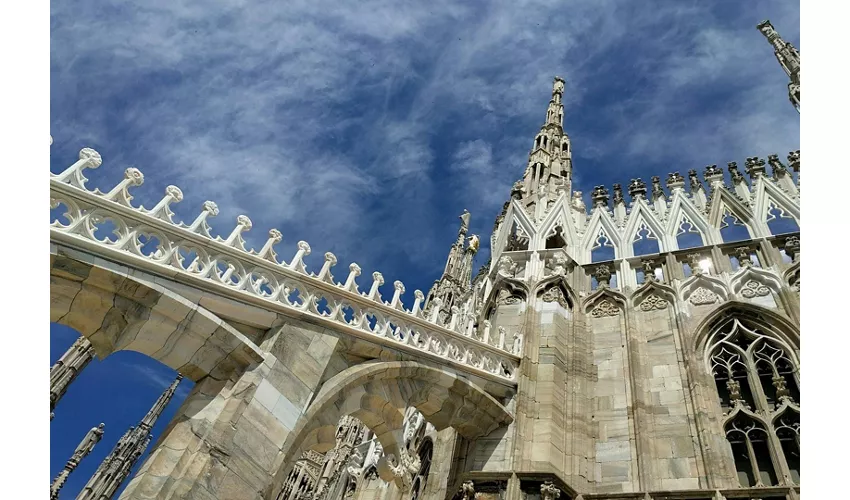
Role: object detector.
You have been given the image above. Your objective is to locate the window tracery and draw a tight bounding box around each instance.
[705,317,800,487]
[591,228,615,262]
[765,202,799,235]
[676,215,703,249]
[632,221,660,255]
[719,210,751,243]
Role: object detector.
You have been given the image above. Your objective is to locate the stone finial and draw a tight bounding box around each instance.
[223,215,252,248]
[666,171,685,191]
[288,241,312,273]
[53,148,104,189]
[745,156,766,178]
[757,19,777,38]
[784,236,800,262]
[203,200,219,216]
[540,481,561,500]
[628,178,647,200]
[590,185,609,208]
[727,162,745,184]
[102,167,145,205]
[734,247,753,267]
[79,147,103,168]
[255,229,282,261]
[787,150,800,172]
[612,183,624,205]
[703,164,723,184]
[767,154,788,177]
[650,176,665,200]
[594,265,612,288]
[687,169,702,191]
[553,76,565,95]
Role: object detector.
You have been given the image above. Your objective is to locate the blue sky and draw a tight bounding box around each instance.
[50,0,799,496]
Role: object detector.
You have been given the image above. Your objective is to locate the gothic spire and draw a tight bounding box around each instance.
[77,374,183,500]
[757,20,800,112]
[425,210,479,325]
[544,76,565,128]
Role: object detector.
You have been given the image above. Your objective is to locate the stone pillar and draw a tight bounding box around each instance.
[118,319,351,500]
[51,423,105,499]
[50,335,96,418]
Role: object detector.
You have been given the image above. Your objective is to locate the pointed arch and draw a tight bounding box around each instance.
[622,201,667,257]
[729,266,784,304]
[631,279,677,310]
[536,196,579,251]
[582,287,627,317]
[532,274,578,310]
[679,273,730,309]
[707,189,757,243]
[582,209,621,263]
[481,276,530,322]
[666,192,714,249]
[692,302,800,362]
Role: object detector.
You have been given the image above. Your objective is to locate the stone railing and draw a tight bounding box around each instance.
[49,148,519,384]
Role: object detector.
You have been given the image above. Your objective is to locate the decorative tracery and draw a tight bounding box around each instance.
[675,215,703,249]
[705,317,800,487]
[765,201,799,235]
[632,221,660,256]
[591,228,615,262]
[719,210,751,243]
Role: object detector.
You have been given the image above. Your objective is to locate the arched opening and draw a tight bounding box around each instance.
[719,211,751,243]
[766,203,799,235]
[701,311,800,488]
[590,229,615,263]
[676,216,703,249]
[271,362,513,499]
[632,222,660,255]
[50,323,192,499]
[774,409,800,484]
[725,413,778,487]
[505,221,529,252]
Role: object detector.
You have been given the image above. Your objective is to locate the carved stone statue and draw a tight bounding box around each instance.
[594,265,612,288]
[467,234,480,253]
[571,191,586,212]
[461,480,476,500]
[73,423,105,463]
[540,481,561,500]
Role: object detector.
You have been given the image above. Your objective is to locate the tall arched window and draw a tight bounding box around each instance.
[705,316,800,487]
[410,439,433,500]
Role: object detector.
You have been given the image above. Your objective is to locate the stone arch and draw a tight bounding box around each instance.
[729,266,784,306]
[679,274,730,308]
[50,250,264,382]
[691,301,800,362]
[531,274,578,310]
[270,361,513,496]
[582,287,627,318]
[622,201,668,256]
[481,276,529,321]
[631,279,677,311]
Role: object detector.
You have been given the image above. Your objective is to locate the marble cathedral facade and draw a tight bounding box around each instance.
[49,19,800,500]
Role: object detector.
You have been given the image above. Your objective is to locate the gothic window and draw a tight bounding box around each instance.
[410,439,433,500]
[774,410,800,484]
[725,414,778,487]
[719,210,751,243]
[632,222,660,255]
[676,216,703,249]
[590,228,615,262]
[765,202,799,235]
[706,317,800,487]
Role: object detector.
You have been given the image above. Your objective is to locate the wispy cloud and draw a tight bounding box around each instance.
[50,0,799,295]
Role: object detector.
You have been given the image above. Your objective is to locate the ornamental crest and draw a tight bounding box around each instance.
[540,285,569,307]
[741,279,770,298]
[590,299,620,318]
[689,286,718,306]
[638,294,668,312]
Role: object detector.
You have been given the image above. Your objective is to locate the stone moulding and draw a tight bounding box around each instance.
[49,151,519,385]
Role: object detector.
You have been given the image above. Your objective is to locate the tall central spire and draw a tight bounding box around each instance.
[515,76,573,221]
[425,210,479,325]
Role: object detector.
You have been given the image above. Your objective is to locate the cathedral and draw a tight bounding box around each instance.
[49,20,800,500]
